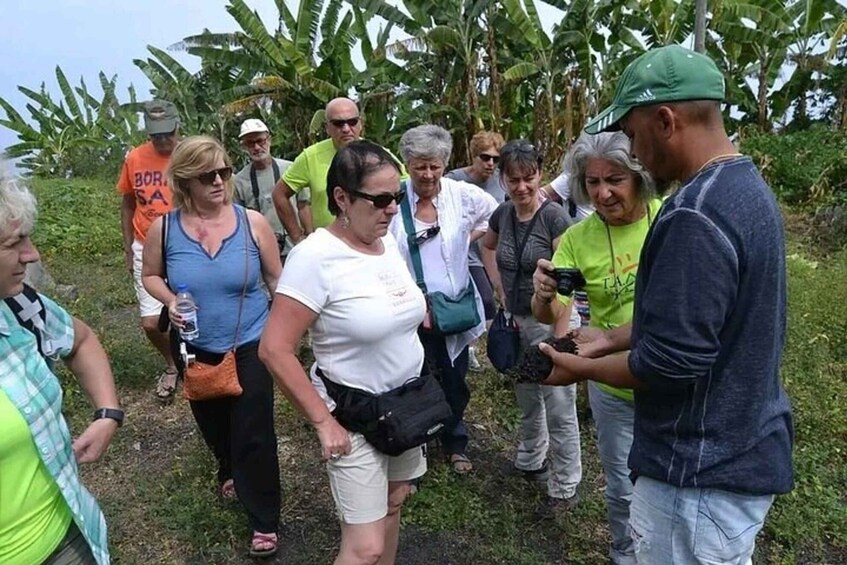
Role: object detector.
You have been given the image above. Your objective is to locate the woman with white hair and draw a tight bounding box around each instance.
[0,178,120,564]
[531,131,659,565]
[389,125,498,474]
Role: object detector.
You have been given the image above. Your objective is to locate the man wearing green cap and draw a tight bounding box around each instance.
[116,100,181,401]
[533,45,794,564]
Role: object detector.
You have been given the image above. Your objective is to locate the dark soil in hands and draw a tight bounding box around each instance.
[510,335,579,384]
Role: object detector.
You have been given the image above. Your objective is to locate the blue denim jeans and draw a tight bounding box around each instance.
[588,382,636,565]
[630,476,775,565]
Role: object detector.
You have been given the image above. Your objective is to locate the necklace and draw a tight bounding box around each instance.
[695,152,743,176]
[604,203,653,306]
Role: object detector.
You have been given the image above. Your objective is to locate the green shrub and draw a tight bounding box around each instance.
[28,177,122,261]
[740,125,847,205]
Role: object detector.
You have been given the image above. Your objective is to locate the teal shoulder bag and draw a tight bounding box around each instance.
[400,181,480,336]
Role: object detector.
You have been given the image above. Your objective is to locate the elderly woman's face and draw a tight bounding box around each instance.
[584,157,641,226]
[0,221,40,298]
[407,157,444,199]
[502,164,541,208]
[344,164,402,243]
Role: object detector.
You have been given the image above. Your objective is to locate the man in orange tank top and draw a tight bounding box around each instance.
[116,100,180,400]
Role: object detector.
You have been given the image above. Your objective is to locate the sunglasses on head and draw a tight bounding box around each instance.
[328,117,360,129]
[478,153,500,164]
[350,189,405,209]
[195,167,233,185]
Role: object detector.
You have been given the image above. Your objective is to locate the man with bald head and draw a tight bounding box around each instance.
[534,45,794,564]
[273,98,399,241]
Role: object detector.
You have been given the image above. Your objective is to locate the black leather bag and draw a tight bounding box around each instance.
[486,308,521,373]
[318,368,453,456]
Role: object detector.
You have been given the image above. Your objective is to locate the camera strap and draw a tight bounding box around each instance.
[507,199,550,313]
[249,159,281,207]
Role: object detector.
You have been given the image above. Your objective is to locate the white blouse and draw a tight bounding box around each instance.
[389,176,498,363]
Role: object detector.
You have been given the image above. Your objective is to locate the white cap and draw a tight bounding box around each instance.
[239,118,270,138]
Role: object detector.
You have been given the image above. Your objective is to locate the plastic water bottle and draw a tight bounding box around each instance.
[175,284,199,341]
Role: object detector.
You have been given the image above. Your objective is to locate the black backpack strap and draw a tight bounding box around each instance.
[161,211,170,284]
[249,160,281,209]
[4,283,49,360]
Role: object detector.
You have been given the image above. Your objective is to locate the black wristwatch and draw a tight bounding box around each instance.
[93,408,125,427]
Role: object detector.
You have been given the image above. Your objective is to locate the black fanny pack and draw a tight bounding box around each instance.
[316,366,453,456]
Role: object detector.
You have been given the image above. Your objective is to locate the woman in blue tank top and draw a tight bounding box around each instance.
[141,136,283,558]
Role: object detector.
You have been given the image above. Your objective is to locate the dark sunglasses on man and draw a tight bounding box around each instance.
[328,117,361,129]
[195,167,233,185]
[477,153,500,164]
[349,189,405,209]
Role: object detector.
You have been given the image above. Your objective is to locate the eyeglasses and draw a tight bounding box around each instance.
[195,167,233,185]
[241,136,269,148]
[328,117,360,129]
[410,225,440,246]
[350,189,406,209]
[478,153,500,164]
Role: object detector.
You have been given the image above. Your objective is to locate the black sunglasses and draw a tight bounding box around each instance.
[350,189,406,209]
[410,225,441,246]
[150,131,175,141]
[478,153,500,164]
[328,117,360,128]
[195,167,233,185]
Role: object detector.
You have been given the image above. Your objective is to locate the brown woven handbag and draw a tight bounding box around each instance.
[183,209,250,401]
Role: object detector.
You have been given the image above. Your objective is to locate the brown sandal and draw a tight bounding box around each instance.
[155,368,178,401]
[449,453,473,475]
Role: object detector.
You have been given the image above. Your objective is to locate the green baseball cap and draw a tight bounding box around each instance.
[143,100,180,135]
[584,45,725,134]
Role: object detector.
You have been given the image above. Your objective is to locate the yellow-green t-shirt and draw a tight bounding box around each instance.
[282,138,408,229]
[551,199,663,401]
[0,391,72,564]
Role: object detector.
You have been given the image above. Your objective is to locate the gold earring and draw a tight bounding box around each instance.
[342,214,350,229]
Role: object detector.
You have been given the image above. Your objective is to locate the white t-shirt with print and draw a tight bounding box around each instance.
[276,228,427,409]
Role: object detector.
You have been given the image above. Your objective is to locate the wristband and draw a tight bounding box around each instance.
[93,408,124,427]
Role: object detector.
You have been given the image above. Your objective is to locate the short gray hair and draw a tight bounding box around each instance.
[563,132,655,206]
[0,173,37,236]
[399,125,453,166]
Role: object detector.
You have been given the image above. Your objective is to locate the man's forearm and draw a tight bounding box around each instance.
[272,181,304,240]
[120,204,135,251]
[586,352,645,389]
[604,323,633,354]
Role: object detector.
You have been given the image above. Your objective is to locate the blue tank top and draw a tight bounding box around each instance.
[165,205,268,353]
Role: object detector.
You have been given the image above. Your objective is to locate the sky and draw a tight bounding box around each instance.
[0,0,282,156]
[0,0,575,166]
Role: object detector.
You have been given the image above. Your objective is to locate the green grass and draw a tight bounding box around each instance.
[28,177,847,564]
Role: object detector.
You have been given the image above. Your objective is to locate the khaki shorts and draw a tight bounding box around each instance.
[327,432,427,524]
[132,239,165,318]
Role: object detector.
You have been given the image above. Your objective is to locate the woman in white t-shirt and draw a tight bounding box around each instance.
[259,141,426,564]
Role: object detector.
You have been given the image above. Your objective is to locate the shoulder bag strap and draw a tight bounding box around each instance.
[4,283,48,360]
[161,211,170,284]
[232,206,250,351]
[399,180,428,293]
[508,200,550,311]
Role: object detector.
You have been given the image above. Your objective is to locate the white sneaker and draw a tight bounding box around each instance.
[468,346,482,372]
